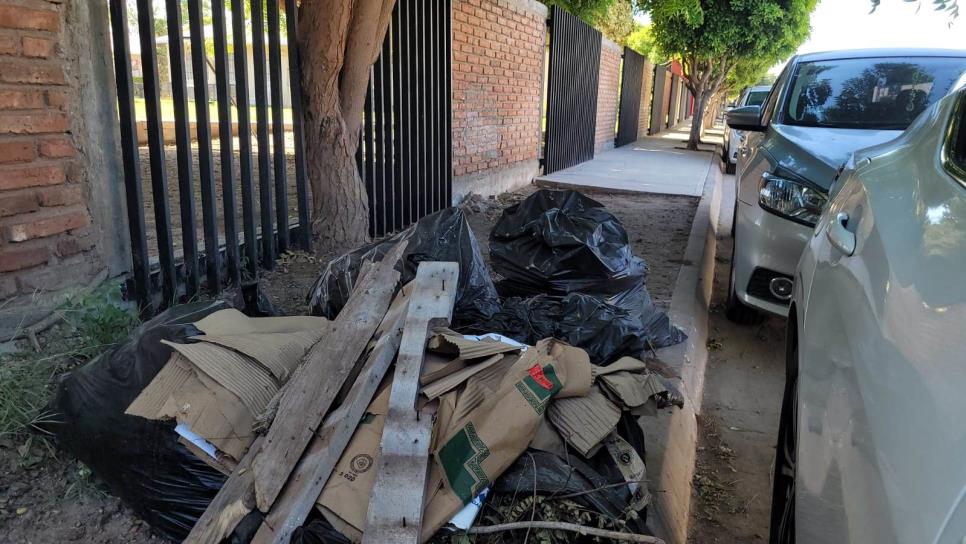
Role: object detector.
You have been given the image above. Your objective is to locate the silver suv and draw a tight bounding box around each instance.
[725,48,966,324]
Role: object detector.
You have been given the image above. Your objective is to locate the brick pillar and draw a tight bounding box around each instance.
[594,38,621,153]
[450,0,548,202]
[639,60,653,137]
[0,1,110,337]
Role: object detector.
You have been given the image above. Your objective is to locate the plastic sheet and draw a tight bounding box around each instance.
[469,293,646,366]
[488,190,685,358]
[486,448,649,536]
[307,207,500,327]
[45,300,233,540]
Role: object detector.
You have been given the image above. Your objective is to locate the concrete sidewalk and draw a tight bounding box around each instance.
[535,123,718,197]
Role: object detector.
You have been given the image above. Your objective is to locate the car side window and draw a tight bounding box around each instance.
[947,91,966,184]
[761,62,793,126]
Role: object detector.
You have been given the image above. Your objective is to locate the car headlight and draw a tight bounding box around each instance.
[758,172,828,227]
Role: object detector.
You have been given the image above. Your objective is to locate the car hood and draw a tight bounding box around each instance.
[764,125,902,190]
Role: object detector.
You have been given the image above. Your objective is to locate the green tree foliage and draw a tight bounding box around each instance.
[540,0,617,23]
[597,0,636,44]
[626,23,665,61]
[870,0,959,19]
[642,0,817,149]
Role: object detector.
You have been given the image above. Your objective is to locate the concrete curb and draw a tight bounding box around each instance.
[641,153,723,544]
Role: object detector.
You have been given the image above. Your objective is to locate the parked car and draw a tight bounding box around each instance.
[725,48,966,324]
[769,86,966,544]
[723,85,772,174]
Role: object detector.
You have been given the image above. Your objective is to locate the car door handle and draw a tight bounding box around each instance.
[826,212,855,256]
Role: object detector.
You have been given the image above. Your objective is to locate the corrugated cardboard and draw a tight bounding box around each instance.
[420,354,505,400]
[420,338,592,541]
[193,309,328,336]
[315,378,393,541]
[162,340,278,416]
[126,353,256,462]
[547,386,621,457]
[191,331,321,382]
[426,329,521,360]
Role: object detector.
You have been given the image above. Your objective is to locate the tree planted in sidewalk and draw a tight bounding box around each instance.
[296,0,395,253]
[641,0,816,150]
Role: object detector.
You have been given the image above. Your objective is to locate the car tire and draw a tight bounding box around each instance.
[726,160,736,175]
[769,335,798,544]
[725,241,764,325]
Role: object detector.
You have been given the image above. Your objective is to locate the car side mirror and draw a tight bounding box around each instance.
[727,105,765,132]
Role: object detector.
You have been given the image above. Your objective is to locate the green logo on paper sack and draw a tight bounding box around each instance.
[438,422,491,504]
[515,364,562,415]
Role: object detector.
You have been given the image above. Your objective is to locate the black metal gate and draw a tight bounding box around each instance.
[543,6,601,174]
[616,47,644,147]
[358,0,453,238]
[108,0,309,312]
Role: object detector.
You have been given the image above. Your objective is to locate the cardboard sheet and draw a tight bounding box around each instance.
[193,309,328,336]
[547,386,622,457]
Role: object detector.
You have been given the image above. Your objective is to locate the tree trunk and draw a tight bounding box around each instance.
[686,88,708,151]
[298,0,395,255]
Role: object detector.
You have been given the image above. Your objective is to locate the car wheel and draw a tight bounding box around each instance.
[725,241,763,325]
[769,341,798,544]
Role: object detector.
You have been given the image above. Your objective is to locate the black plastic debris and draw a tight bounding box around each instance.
[45,300,232,541]
[482,449,649,539]
[307,207,500,327]
[487,189,685,360]
[467,293,647,366]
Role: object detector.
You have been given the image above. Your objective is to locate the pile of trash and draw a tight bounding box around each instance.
[46,190,682,543]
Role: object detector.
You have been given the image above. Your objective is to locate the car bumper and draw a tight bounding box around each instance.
[733,198,814,317]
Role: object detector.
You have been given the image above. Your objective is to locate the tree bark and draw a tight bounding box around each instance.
[298,0,395,254]
[686,86,709,150]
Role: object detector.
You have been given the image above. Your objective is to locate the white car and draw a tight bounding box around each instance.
[725,49,966,324]
[770,87,966,543]
[722,85,772,174]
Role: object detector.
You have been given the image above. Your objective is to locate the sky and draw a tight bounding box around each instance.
[635,0,966,72]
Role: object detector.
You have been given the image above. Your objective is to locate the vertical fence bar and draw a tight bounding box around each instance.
[251,0,275,268]
[404,0,415,227]
[428,0,437,215]
[616,47,644,147]
[543,7,601,174]
[187,0,222,293]
[135,0,177,306]
[381,32,392,235]
[285,0,311,250]
[164,0,199,298]
[108,0,151,311]
[364,74,376,236]
[211,0,240,286]
[232,0,258,279]
[372,50,385,237]
[391,6,405,232]
[267,0,289,252]
[444,0,453,206]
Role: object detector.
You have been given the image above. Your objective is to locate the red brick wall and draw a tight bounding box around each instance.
[639,60,653,137]
[0,1,95,300]
[451,0,546,181]
[594,40,620,152]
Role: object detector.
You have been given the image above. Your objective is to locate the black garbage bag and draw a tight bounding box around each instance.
[307,207,500,327]
[489,189,685,352]
[45,300,232,540]
[469,293,646,365]
[479,449,649,539]
[45,283,281,541]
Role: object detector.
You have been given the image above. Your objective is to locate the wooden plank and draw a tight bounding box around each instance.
[250,290,410,544]
[362,262,459,544]
[183,241,407,544]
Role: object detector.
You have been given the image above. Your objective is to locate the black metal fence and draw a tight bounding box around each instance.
[108,0,309,312]
[543,6,601,174]
[616,47,644,147]
[357,0,453,238]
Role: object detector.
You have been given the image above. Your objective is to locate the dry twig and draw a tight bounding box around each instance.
[467,521,666,543]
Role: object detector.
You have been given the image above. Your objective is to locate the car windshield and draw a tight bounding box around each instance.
[744,90,770,107]
[783,57,966,129]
